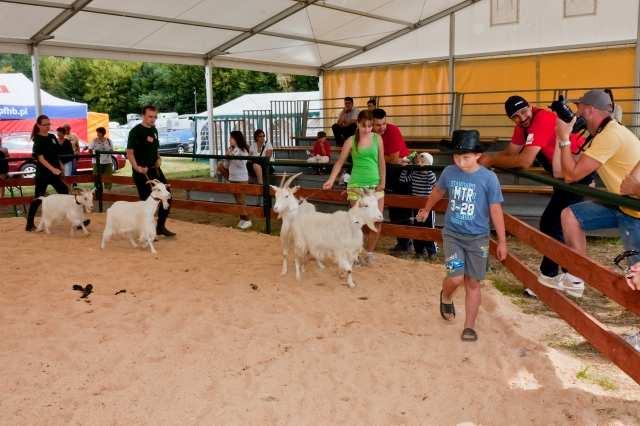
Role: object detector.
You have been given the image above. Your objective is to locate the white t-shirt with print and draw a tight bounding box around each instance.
[89,138,114,164]
[249,141,273,158]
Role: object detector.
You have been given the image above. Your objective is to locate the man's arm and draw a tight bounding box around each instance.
[559,146,601,183]
[620,159,640,195]
[126,148,147,174]
[481,143,541,169]
[384,151,401,164]
[490,203,508,261]
[556,117,602,183]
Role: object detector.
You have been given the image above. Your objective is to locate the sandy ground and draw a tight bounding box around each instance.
[1,215,639,426]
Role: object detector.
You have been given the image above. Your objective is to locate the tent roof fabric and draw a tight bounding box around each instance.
[0,0,637,75]
[0,72,87,119]
[0,0,479,74]
[197,91,320,117]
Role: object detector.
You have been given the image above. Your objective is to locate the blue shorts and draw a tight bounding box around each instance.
[568,201,640,265]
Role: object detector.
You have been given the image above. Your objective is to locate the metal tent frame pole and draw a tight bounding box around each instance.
[30,44,42,117]
[205,61,216,176]
[635,3,640,133]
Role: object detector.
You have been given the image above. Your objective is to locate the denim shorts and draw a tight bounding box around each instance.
[443,230,490,281]
[569,201,640,265]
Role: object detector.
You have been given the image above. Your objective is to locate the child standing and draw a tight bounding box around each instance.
[217,130,252,230]
[308,131,332,175]
[417,130,507,342]
[323,110,386,264]
[400,152,438,259]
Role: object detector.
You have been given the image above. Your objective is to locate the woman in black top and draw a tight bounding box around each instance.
[25,114,70,231]
[0,136,9,198]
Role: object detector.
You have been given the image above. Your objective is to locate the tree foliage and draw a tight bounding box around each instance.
[0,54,318,122]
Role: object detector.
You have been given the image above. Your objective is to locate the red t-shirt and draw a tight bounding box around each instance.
[381,123,409,157]
[511,107,586,162]
[311,139,331,156]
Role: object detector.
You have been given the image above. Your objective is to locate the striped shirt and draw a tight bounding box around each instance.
[399,169,437,197]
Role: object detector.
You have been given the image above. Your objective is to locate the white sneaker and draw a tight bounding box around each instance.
[236,220,244,228]
[239,220,252,230]
[538,272,566,290]
[561,273,585,298]
[523,288,538,299]
[623,331,640,351]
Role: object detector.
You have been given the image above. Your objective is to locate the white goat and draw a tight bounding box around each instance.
[291,190,384,288]
[271,172,317,275]
[35,189,95,236]
[101,179,171,254]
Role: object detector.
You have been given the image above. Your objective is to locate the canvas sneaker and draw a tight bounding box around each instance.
[561,273,585,298]
[537,272,566,290]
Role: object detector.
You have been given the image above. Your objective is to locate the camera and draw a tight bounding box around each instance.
[549,95,587,133]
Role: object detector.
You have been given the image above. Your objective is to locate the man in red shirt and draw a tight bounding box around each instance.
[373,108,413,253]
[480,96,591,295]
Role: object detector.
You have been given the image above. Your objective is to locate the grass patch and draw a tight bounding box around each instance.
[546,334,600,358]
[576,366,618,391]
[489,273,524,298]
[117,158,210,180]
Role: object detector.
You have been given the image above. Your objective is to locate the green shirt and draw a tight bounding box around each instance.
[127,124,159,168]
[348,133,380,188]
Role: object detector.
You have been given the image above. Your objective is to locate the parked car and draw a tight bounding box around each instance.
[4,133,126,178]
[158,130,194,154]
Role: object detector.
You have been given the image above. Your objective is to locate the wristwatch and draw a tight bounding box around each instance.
[559,140,571,148]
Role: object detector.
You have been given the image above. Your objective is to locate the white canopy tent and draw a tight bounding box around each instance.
[1,0,639,152]
[196,91,320,117]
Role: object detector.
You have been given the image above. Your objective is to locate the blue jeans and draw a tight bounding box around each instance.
[569,201,640,265]
[63,161,73,177]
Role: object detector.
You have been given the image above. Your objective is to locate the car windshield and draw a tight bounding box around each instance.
[2,136,32,152]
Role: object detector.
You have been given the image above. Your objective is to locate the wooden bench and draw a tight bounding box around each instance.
[501,184,553,194]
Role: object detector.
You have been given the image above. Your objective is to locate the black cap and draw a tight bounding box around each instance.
[505,95,529,118]
[451,130,484,153]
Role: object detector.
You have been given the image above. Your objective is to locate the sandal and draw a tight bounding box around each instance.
[461,328,478,342]
[440,290,455,321]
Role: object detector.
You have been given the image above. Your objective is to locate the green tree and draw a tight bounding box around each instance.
[291,75,318,91]
[0,54,32,77]
[84,60,140,122]
[0,53,319,121]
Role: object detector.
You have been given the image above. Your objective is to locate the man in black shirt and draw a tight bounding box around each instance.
[126,105,175,237]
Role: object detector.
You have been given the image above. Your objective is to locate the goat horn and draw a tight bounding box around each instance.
[279,172,287,188]
[284,172,303,188]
